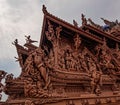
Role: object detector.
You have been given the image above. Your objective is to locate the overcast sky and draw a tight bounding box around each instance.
[0,0,120,100]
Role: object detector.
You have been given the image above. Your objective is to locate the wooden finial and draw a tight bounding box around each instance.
[81,13,87,25]
[73,19,78,27]
[42,5,47,14]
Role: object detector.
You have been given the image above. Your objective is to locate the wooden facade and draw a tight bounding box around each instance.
[1,5,120,105]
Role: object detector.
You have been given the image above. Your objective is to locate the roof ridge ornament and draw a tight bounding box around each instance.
[12,39,18,46]
[81,13,87,25]
[73,19,78,27]
[42,5,48,14]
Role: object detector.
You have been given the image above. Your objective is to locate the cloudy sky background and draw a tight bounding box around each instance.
[0,0,120,100]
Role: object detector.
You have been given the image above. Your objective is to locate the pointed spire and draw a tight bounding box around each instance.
[42,5,48,14]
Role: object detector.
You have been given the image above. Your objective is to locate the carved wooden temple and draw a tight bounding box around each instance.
[1,5,120,105]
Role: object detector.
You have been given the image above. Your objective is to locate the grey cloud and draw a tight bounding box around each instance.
[0,0,43,56]
[45,0,120,25]
[6,0,28,8]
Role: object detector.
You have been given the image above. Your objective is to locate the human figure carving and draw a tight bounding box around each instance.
[100,49,115,74]
[90,70,102,95]
[45,52,55,69]
[78,52,88,72]
[58,52,65,69]
[46,21,61,67]
[74,53,81,71]
[48,21,55,36]
[65,50,73,70]
[23,47,50,90]
[56,26,62,39]
[87,56,97,73]
[23,54,34,75]
[94,44,102,57]
[32,48,50,89]
[74,34,81,51]
[45,21,55,42]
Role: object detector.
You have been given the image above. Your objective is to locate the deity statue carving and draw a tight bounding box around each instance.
[87,56,97,73]
[58,49,65,69]
[64,49,73,70]
[90,69,102,95]
[33,48,50,89]
[100,49,115,74]
[56,26,62,40]
[45,20,62,67]
[24,48,50,89]
[94,39,116,74]
[78,51,88,72]
[74,34,81,51]
[45,20,55,42]
[20,47,52,98]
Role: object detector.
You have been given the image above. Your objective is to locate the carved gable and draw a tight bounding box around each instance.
[1,5,120,105]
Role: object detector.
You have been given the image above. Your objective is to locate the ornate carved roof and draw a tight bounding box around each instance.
[1,5,120,105]
[40,5,120,47]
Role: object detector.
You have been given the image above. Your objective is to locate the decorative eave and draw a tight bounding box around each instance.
[40,5,103,47]
[12,38,38,69]
[40,5,120,47]
[82,24,120,43]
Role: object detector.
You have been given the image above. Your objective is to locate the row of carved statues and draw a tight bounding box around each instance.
[44,20,120,74]
[57,47,95,72]
[43,43,119,75]
[1,40,120,99]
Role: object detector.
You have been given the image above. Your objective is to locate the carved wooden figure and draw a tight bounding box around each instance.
[1,5,120,105]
